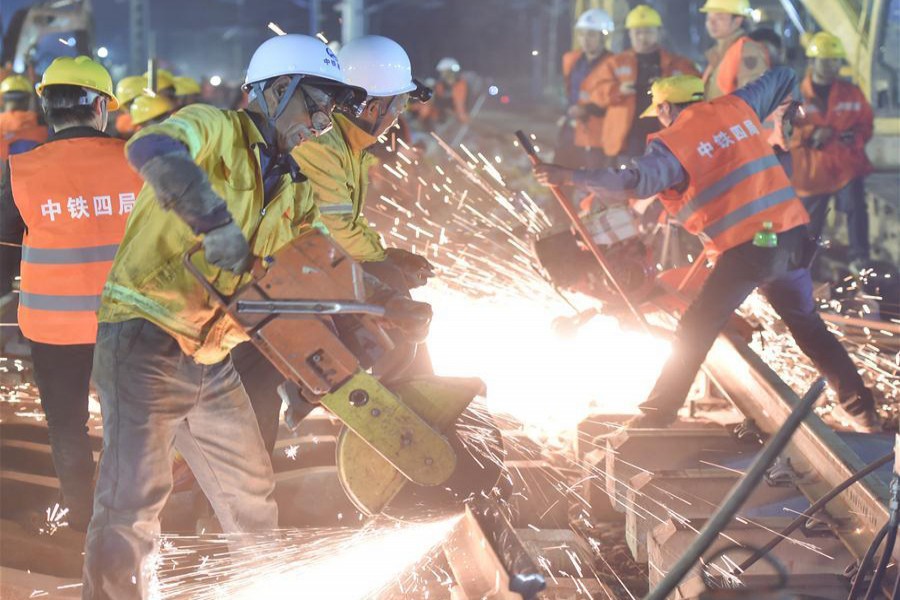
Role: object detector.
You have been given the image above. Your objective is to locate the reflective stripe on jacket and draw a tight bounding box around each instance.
[292,114,385,262]
[594,49,700,156]
[100,104,319,364]
[562,50,607,149]
[650,95,809,257]
[703,34,769,99]
[790,73,874,197]
[10,137,141,344]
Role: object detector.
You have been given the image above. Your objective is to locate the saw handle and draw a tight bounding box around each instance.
[515,130,539,162]
[183,243,268,310]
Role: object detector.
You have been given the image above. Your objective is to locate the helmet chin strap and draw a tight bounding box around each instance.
[249,75,304,144]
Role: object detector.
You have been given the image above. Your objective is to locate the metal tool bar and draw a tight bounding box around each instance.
[235,300,387,317]
[515,130,651,332]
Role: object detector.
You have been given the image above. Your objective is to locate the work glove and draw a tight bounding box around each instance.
[383,296,433,343]
[203,221,252,274]
[384,248,436,289]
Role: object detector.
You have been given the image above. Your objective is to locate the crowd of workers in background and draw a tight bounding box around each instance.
[557,0,875,271]
[0,1,889,598]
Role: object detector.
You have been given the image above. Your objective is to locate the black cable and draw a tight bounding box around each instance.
[863,521,897,600]
[737,452,894,573]
[848,523,889,599]
[848,473,900,600]
[643,378,826,600]
[891,564,900,599]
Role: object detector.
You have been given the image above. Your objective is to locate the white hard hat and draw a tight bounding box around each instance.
[575,8,614,33]
[436,57,461,73]
[244,34,346,89]
[339,35,417,97]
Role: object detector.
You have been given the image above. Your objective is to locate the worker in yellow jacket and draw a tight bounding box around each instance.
[82,35,367,599]
[294,34,434,281]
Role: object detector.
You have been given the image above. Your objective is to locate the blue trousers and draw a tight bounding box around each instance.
[641,226,873,418]
[802,178,870,262]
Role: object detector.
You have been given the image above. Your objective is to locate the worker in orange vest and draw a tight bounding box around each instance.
[701,0,769,99]
[532,70,881,433]
[0,57,143,531]
[1,74,48,163]
[594,5,699,166]
[414,57,468,130]
[791,32,874,266]
[556,8,614,170]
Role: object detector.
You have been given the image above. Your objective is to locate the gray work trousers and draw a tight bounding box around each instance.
[82,319,278,600]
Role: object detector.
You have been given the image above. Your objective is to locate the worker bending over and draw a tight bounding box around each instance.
[533,69,880,434]
[0,57,142,532]
[237,35,435,454]
[790,32,873,268]
[82,35,366,599]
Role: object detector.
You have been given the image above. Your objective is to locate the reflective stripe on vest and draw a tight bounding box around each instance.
[650,95,809,256]
[703,186,796,240]
[22,244,120,264]
[19,292,102,312]
[676,154,781,222]
[9,136,143,345]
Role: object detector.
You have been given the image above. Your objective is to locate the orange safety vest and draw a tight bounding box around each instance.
[649,95,809,257]
[703,37,769,99]
[594,49,700,156]
[790,73,874,197]
[1,111,48,162]
[562,50,608,149]
[10,137,143,345]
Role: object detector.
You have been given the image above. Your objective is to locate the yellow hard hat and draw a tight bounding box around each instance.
[142,68,175,92]
[640,75,705,118]
[173,76,201,97]
[130,94,174,126]
[1,74,33,96]
[699,0,751,16]
[36,55,119,109]
[806,31,846,59]
[116,75,147,106]
[626,5,663,29]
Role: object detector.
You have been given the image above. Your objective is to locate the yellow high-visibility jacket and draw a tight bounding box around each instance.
[99,104,320,364]
[293,114,386,262]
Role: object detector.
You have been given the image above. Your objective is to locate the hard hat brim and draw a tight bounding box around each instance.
[639,103,658,118]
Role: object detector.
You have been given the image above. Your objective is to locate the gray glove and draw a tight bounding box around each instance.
[203,221,252,274]
[139,152,233,234]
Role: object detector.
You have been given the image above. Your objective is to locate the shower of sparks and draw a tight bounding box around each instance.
[152,516,460,599]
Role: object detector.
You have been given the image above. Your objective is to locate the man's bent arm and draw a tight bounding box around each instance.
[572,139,687,203]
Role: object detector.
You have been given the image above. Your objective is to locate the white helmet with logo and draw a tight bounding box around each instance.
[339,35,417,97]
[575,8,614,33]
[244,33,346,88]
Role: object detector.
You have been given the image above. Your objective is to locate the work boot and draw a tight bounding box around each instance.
[624,411,676,429]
